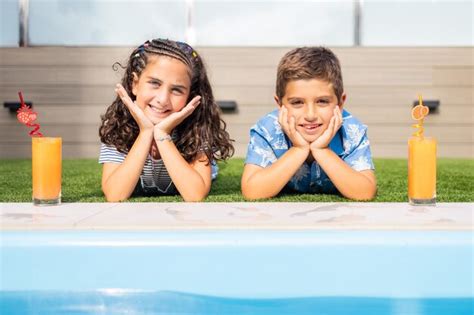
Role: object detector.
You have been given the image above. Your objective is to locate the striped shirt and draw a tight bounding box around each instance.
[99,143,177,195]
[99,142,218,196]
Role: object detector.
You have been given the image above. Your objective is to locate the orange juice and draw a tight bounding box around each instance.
[408,136,436,205]
[32,137,62,205]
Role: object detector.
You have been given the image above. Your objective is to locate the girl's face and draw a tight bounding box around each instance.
[277,78,345,143]
[132,55,191,124]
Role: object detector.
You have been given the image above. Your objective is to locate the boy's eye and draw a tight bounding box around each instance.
[290,100,304,106]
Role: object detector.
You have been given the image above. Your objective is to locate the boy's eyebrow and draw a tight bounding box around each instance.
[287,97,304,101]
[315,95,333,99]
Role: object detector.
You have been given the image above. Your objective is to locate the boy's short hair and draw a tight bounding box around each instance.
[276,47,344,103]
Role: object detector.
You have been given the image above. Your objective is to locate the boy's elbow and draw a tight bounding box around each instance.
[241,185,274,201]
[242,190,256,200]
[347,187,377,201]
[242,189,261,200]
[241,182,256,200]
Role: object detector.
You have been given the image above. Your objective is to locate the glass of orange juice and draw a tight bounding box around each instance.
[408,136,436,205]
[32,137,62,206]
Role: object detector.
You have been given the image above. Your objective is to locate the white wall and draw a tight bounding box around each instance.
[0,0,20,47]
[0,0,473,47]
[362,0,473,46]
[28,0,186,46]
[194,0,354,46]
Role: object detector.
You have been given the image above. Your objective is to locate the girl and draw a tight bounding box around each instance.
[99,39,234,202]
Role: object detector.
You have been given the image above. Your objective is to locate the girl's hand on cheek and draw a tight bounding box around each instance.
[115,83,154,132]
[154,95,201,137]
[310,106,343,151]
[278,106,309,151]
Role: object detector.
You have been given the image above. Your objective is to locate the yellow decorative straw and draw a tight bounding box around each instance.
[412,94,429,138]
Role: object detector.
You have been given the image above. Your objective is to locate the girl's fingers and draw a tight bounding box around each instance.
[115,84,136,110]
[174,95,202,119]
[188,95,202,107]
[180,100,200,118]
[161,100,201,130]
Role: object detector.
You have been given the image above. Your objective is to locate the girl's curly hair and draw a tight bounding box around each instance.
[99,38,234,163]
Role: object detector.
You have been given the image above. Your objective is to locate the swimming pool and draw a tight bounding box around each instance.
[1,202,473,314]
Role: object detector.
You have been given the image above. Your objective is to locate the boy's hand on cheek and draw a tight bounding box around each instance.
[310,106,343,151]
[278,106,309,151]
[154,95,201,137]
[115,83,154,132]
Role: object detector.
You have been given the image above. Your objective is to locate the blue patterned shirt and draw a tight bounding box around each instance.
[245,109,375,194]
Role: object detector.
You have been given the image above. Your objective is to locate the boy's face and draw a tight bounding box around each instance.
[275,78,345,143]
[132,56,191,125]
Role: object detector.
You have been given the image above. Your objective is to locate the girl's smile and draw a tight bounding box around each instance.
[147,104,172,118]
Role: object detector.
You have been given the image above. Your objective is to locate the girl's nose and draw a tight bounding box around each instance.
[154,90,171,107]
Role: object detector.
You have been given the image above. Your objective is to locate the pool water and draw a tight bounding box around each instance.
[1,230,472,315]
[1,291,472,315]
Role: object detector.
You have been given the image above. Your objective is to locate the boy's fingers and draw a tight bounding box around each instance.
[278,107,284,125]
[328,115,336,134]
[289,115,298,136]
[278,107,284,127]
[336,107,343,129]
[288,116,294,133]
[281,106,290,131]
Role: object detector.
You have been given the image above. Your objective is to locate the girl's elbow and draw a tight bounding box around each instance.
[182,195,206,202]
[102,188,129,202]
[181,188,209,202]
[104,194,126,202]
[241,184,256,200]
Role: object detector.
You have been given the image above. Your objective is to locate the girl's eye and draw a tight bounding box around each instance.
[172,88,184,95]
[149,81,160,87]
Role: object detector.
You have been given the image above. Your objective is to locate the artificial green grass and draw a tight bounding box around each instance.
[0,158,472,202]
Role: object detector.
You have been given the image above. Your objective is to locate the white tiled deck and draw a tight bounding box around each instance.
[1,202,472,230]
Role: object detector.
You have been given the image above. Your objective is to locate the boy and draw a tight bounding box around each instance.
[241,47,376,200]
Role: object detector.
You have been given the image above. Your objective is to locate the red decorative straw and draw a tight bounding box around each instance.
[16,92,43,137]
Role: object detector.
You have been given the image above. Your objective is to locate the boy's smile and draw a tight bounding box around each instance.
[277,78,345,143]
[132,56,191,124]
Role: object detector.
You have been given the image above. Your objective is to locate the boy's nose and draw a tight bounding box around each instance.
[305,105,317,121]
